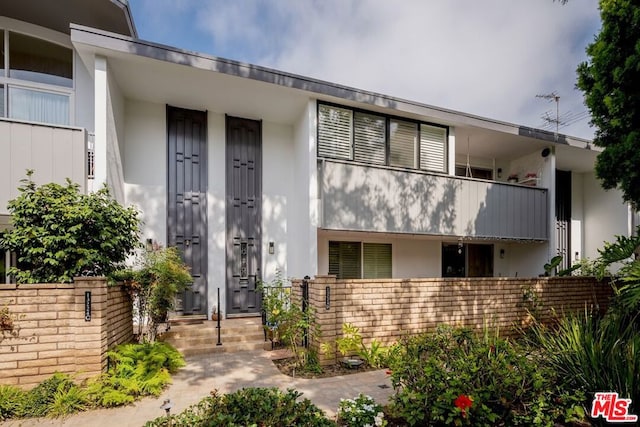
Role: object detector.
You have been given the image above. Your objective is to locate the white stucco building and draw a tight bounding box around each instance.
[1,0,636,317]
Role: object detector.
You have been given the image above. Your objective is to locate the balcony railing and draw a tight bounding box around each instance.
[0,118,87,215]
[319,159,548,241]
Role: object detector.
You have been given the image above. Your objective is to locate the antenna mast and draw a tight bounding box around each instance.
[536,92,560,140]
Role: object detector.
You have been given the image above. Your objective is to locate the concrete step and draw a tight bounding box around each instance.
[160,316,266,356]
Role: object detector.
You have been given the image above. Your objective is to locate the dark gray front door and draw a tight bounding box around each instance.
[167,106,207,315]
[226,116,262,316]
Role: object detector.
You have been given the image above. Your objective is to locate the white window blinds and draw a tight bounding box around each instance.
[420,124,447,173]
[389,119,417,168]
[354,112,386,164]
[318,104,352,160]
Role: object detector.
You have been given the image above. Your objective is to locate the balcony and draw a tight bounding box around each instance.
[319,159,548,241]
[0,118,87,215]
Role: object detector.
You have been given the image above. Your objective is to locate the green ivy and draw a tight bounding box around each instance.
[0,171,140,283]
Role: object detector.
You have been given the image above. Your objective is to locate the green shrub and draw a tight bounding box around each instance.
[337,393,386,427]
[16,373,77,418]
[528,311,640,417]
[145,388,335,427]
[336,323,390,369]
[115,247,192,342]
[0,385,25,420]
[387,325,585,426]
[0,171,140,283]
[87,342,185,407]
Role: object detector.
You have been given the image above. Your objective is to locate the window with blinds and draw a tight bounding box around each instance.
[328,241,392,279]
[420,124,447,173]
[363,243,392,279]
[328,241,361,279]
[354,112,386,164]
[318,104,352,160]
[317,102,448,174]
[389,119,417,168]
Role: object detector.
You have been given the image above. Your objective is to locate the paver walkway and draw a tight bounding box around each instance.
[1,350,393,427]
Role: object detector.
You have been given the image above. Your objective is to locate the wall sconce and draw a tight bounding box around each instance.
[457,239,463,255]
[268,241,275,254]
[575,251,579,261]
[497,168,502,179]
[500,249,505,259]
[145,238,153,252]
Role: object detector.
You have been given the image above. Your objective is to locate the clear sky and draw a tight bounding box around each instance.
[129,0,600,140]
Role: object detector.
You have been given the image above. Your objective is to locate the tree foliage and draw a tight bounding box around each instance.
[0,172,140,283]
[576,0,640,208]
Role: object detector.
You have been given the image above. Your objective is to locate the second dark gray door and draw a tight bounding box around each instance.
[167,106,207,315]
[226,116,262,316]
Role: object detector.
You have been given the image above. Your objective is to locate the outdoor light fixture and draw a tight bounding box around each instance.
[145,238,153,251]
[268,241,275,254]
[497,168,502,178]
[500,249,505,259]
[457,239,463,255]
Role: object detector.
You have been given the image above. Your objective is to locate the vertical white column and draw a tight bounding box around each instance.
[307,100,318,275]
[448,126,456,176]
[93,56,108,190]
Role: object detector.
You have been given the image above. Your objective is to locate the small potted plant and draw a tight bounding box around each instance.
[211,306,221,321]
[507,174,518,183]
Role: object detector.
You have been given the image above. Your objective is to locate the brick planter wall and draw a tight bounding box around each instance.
[0,277,133,388]
[294,276,612,366]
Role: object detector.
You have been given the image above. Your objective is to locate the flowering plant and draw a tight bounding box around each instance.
[454,394,473,418]
[337,394,386,427]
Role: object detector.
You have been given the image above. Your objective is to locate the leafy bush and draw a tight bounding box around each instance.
[0,172,140,283]
[86,341,185,407]
[337,394,386,427]
[16,373,87,419]
[528,311,640,418]
[336,323,389,369]
[387,326,585,426]
[115,247,192,342]
[0,385,25,420]
[260,274,320,371]
[145,388,335,427]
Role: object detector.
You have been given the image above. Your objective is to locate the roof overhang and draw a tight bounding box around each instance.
[1,0,136,37]
[70,25,597,170]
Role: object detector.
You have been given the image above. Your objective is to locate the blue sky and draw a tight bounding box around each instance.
[129,0,601,140]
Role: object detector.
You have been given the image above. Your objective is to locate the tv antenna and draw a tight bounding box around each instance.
[536,92,560,139]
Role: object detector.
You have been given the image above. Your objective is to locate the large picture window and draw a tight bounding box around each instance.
[328,241,392,279]
[0,29,72,126]
[317,103,448,173]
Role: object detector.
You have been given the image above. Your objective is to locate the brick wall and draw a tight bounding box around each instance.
[295,276,612,366]
[0,278,133,388]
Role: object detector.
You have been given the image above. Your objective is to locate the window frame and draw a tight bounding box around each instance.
[317,101,449,174]
[328,240,392,279]
[0,27,74,126]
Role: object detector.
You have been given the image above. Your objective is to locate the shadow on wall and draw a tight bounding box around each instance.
[321,162,459,235]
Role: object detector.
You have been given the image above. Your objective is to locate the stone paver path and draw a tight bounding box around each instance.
[1,350,393,427]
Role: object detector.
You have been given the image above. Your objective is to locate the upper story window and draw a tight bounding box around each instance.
[317,102,448,173]
[0,29,72,126]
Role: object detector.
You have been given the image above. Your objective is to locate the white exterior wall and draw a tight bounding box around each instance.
[288,100,317,279]
[582,172,629,259]
[505,242,548,278]
[317,232,442,278]
[262,121,295,283]
[206,112,226,315]
[105,69,125,203]
[74,51,94,132]
[123,100,167,246]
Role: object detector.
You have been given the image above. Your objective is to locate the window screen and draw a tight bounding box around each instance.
[318,104,352,160]
[363,243,392,279]
[389,119,417,168]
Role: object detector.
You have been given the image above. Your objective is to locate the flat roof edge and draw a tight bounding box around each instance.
[70,24,591,147]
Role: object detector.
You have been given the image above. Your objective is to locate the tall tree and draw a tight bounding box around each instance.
[577,0,640,209]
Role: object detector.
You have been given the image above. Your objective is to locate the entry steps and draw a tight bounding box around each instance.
[160,316,266,357]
